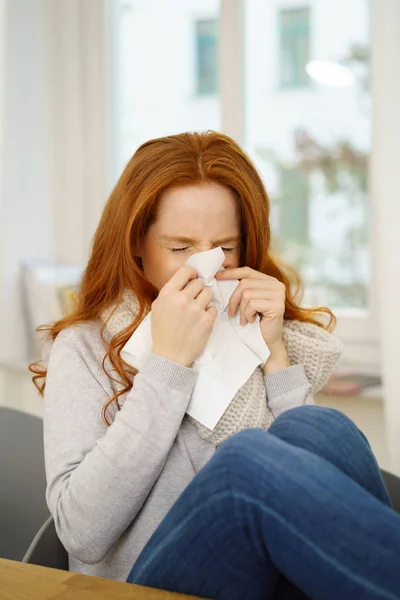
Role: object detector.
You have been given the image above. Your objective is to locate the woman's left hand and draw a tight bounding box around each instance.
[215,267,290,373]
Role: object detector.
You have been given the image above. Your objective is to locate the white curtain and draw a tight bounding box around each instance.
[46,0,110,264]
[0,0,110,362]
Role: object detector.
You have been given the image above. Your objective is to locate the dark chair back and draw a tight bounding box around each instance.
[23,515,68,570]
[0,407,49,560]
[382,469,400,513]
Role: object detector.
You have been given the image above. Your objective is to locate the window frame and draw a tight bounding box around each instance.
[278,6,311,89]
[195,18,219,96]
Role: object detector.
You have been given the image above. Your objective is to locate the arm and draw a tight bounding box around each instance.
[263,342,313,418]
[264,363,313,419]
[44,331,197,564]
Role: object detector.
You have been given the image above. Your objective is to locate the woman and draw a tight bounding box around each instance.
[31,131,400,600]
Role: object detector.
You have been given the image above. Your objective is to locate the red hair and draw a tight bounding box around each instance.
[29,131,334,423]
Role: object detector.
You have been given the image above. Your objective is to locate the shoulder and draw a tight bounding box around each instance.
[54,320,105,349]
[52,320,106,358]
[47,320,110,386]
[44,322,115,427]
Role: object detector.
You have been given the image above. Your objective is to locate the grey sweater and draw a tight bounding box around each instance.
[43,321,313,581]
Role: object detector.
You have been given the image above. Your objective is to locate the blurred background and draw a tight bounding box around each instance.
[0,0,399,473]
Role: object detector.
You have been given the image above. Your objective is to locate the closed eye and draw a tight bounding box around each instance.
[171,247,236,253]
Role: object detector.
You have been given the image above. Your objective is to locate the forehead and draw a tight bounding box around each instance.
[155,183,240,234]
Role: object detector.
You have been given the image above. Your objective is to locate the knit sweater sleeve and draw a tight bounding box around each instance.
[44,328,197,565]
[264,319,343,418]
[264,364,314,418]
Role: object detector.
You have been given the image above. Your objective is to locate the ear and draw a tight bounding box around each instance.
[134,256,143,270]
[133,240,143,258]
[133,242,143,269]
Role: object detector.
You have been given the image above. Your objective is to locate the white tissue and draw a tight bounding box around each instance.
[121,247,270,430]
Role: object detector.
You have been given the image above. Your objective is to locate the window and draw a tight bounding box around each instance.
[195,19,218,95]
[246,0,370,310]
[279,7,310,89]
[114,0,221,173]
[277,167,309,248]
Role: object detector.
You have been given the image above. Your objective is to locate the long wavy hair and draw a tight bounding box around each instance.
[29,131,335,423]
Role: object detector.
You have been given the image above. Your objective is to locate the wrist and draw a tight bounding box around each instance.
[151,347,193,368]
[263,341,290,375]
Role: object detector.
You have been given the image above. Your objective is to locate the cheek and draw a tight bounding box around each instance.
[222,250,241,269]
[162,254,188,283]
[144,252,188,291]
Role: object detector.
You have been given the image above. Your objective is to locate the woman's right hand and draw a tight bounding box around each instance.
[151,266,218,367]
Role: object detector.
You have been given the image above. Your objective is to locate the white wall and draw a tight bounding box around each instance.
[0,0,5,175]
[371,0,400,474]
[0,0,54,362]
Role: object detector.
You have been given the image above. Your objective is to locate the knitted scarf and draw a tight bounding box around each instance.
[103,291,343,446]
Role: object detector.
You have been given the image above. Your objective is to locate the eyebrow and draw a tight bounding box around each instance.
[158,235,241,245]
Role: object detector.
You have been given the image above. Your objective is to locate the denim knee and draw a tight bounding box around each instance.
[219,428,270,455]
[271,405,366,444]
[215,428,276,482]
[274,404,346,425]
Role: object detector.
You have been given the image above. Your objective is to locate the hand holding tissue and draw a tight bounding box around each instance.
[121,247,270,430]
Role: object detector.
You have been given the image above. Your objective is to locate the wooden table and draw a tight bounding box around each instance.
[0,559,205,600]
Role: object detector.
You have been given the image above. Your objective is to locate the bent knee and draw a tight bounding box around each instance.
[276,404,353,427]
[219,428,271,454]
[214,428,280,481]
[273,405,363,441]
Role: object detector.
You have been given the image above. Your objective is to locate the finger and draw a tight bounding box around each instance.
[184,278,205,299]
[228,287,242,318]
[216,267,266,281]
[162,266,198,293]
[240,297,260,325]
[217,269,286,298]
[228,279,276,317]
[230,284,282,319]
[239,292,269,325]
[195,287,214,309]
[244,299,284,325]
[206,304,218,323]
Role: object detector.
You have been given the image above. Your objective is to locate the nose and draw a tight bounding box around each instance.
[196,243,218,254]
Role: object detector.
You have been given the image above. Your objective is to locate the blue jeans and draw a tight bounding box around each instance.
[127,406,400,599]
